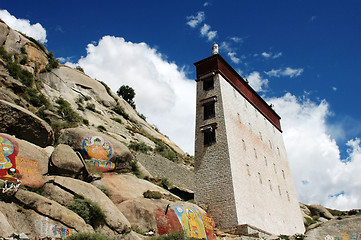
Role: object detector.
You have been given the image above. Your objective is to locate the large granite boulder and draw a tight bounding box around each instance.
[118,198,216,239]
[44,176,131,234]
[0,100,54,147]
[305,216,361,240]
[93,173,175,205]
[49,144,84,177]
[308,204,335,220]
[58,127,132,172]
[14,189,93,233]
[0,133,49,187]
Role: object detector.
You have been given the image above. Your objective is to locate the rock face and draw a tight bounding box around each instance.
[94,173,176,205]
[14,189,93,233]
[308,204,335,220]
[58,127,132,172]
[45,176,131,234]
[0,133,49,187]
[0,100,54,147]
[305,216,361,240]
[49,144,84,177]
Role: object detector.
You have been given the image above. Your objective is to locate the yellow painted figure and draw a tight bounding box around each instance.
[0,138,14,169]
[180,207,207,239]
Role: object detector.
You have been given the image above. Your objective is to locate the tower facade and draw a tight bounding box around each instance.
[194,48,305,235]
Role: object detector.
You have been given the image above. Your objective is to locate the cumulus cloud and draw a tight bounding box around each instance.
[186,11,205,28]
[246,71,268,92]
[268,93,361,210]
[200,24,217,41]
[265,67,304,78]
[0,9,47,43]
[228,52,240,64]
[66,36,195,154]
[261,51,282,59]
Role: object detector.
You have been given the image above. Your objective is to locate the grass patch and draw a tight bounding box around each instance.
[86,103,96,112]
[112,103,129,120]
[111,118,122,124]
[55,98,82,123]
[98,80,118,103]
[143,190,163,199]
[67,196,105,227]
[65,232,111,240]
[97,125,107,132]
[128,141,152,154]
[149,230,205,240]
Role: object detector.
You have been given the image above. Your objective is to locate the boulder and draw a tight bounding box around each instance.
[49,144,84,177]
[14,189,93,233]
[308,204,335,220]
[0,20,10,46]
[45,175,131,234]
[305,216,361,240]
[93,173,175,205]
[41,182,75,206]
[118,198,216,239]
[0,210,14,237]
[0,133,49,187]
[58,127,132,172]
[0,100,54,147]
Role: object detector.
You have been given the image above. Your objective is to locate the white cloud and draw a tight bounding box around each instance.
[200,24,217,41]
[332,87,337,91]
[67,36,195,154]
[230,37,243,43]
[0,9,47,43]
[186,11,205,28]
[246,71,268,92]
[265,67,303,78]
[228,52,240,64]
[268,93,361,210]
[261,51,282,59]
[203,2,210,7]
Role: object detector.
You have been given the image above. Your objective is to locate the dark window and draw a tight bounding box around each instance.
[203,77,214,90]
[203,101,215,120]
[203,129,216,146]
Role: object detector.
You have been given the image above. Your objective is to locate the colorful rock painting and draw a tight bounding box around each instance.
[40,216,77,238]
[0,135,19,180]
[82,136,115,172]
[154,206,215,240]
[0,134,43,187]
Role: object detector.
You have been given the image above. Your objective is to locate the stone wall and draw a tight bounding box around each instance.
[134,152,194,192]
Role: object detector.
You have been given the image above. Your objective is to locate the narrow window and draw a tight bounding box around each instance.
[259,132,263,141]
[246,164,251,176]
[258,172,262,184]
[264,156,268,166]
[203,129,216,146]
[203,77,214,90]
[255,109,258,117]
[269,140,273,149]
[237,113,242,123]
[278,185,282,196]
[282,170,285,180]
[254,148,257,159]
[242,139,246,151]
[273,163,277,174]
[269,180,272,191]
[203,101,215,120]
[277,147,280,156]
[286,191,290,201]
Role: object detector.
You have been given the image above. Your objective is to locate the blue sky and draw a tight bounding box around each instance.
[1,0,361,210]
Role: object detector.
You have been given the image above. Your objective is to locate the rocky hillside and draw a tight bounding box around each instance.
[1,19,360,240]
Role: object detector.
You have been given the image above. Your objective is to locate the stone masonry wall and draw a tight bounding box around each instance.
[134,152,194,192]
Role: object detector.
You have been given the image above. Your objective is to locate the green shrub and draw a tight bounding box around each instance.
[161,178,173,190]
[86,103,96,111]
[130,160,141,177]
[20,56,28,65]
[128,141,152,154]
[55,98,82,123]
[41,51,59,72]
[67,197,105,227]
[279,235,290,240]
[112,103,129,120]
[65,232,111,240]
[153,138,177,162]
[24,88,50,108]
[0,47,12,62]
[143,190,163,199]
[75,66,84,73]
[111,118,122,124]
[150,230,204,240]
[97,125,107,132]
[77,104,85,111]
[7,61,33,87]
[117,85,136,109]
[82,118,89,125]
[138,112,146,121]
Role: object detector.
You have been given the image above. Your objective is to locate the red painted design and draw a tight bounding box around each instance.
[154,208,183,235]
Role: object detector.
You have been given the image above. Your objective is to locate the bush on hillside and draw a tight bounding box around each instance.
[65,232,110,240]
[67,196,105,227]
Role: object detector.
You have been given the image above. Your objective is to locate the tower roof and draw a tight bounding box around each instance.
[194,54,282,132]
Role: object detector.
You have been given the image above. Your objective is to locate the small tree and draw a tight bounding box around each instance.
[117,85,136,109]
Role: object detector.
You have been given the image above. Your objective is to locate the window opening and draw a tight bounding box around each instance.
[203,77,214,90]
[201,125,217,146]
[203,101,215,120]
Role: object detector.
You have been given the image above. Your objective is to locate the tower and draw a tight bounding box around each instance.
[194,44,305,235]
